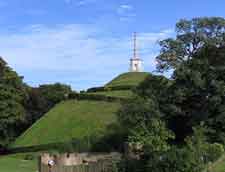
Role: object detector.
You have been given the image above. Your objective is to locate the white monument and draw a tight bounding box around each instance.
[130,32,143,72]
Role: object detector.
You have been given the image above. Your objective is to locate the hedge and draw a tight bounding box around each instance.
[68,93,129,102]
[86,87,105,93]
[86,85,135,93]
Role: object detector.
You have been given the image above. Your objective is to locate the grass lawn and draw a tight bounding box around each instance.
[105,72,149,87]
[0,155,37,172]
[13,100,120,148]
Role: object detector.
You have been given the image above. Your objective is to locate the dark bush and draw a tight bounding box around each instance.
[87,87,105,92]
[87,85,134,93]
[68,93,129,102]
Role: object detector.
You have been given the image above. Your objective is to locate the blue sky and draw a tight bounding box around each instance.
[0,0,225,90]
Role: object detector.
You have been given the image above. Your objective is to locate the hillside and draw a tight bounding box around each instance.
[86,72,150,99]
[105,72,149,87]
[13,72,149,149]
[14,100,119,148]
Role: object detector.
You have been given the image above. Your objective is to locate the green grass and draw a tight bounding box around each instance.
[105,72,149,87]
[14,100,120,148]
[88,90,134,98]
[0,155,37,172]
[13,72,147,148]
[206,155,225,172]
[4,72,148,171]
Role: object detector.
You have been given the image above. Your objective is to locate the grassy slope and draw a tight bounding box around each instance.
[14,100,119,147]
[0,155,36,172]
[13,72,149,148]
[105,72,149,87]
[1,72,150,171]
[87,72,150,99]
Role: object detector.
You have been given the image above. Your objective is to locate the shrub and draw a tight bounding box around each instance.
[68,93,129,102]
[86,87,105,92]
[204,143,224,162]
[87,85,135,93]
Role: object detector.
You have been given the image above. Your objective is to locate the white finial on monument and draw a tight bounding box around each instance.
[130,32,142,72]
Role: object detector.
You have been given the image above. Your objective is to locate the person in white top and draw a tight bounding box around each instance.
[47,159,55,172]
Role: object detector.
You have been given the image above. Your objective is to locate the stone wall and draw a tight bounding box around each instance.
[41,152,121,166]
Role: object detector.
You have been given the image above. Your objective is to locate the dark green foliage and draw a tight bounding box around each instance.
[68,92,129,102]
[25,83,72,124]
[145,145,206,172]
[38,83,72,104]
[135,74,172,100]
[164,45,225,142]
[119,127,224,172]
[92,123,126,152]
[118,98,161,130]
[117,17,225,171]
[0,57,27,146]
[135,74,172,117]
[134,46,225,144]
[24,87,49,124]
[128,118,174,153]
[86,86,105,92]
[0,57,73,148]
[87,85,134,93]
[156,17,225,72]
[121,147,206,172]
[118,97,174,154]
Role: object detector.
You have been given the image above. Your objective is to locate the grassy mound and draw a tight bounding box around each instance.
[14,100,120,148]
[105,72,149,87]
[13,72,148,150]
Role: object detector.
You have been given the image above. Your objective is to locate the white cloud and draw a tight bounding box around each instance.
[117,4,136,22]
[0,24,173,89]
[120,5,133,10]
[117,4,134,14]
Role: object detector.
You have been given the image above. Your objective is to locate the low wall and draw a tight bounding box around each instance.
[39,152,121,172]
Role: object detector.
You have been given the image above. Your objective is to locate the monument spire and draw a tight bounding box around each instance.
[130,32,143,72]
[133,32,137,59]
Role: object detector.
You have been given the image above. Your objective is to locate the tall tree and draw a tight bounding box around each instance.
[117,97,174,154]
[156,17,225,72]
[24,83,72,124]
[166,45,225,143]
[0,57,27,146]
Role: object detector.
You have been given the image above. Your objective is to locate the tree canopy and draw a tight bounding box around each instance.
[0,57,27,146]
[0,57,73,148]
[117,17,225,172]
[156,17,225,72]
